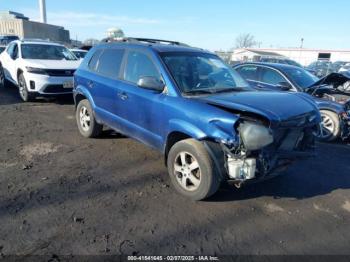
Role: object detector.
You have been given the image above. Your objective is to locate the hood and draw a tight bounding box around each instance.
[309,72,350,89]
[195,91,319,125]
[22,59,81,70]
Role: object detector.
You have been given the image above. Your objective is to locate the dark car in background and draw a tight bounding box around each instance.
[73,38,321,200]
[259,57,303,68]
[0,46,5,54]
[333,61,349,72]
[70,49,88,60]
[0,35,19,46]
[233,63,350,142]
[307,61,335,78]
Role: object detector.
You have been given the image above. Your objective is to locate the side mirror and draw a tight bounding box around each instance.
[137,76,165,92]
[277,81,292,91]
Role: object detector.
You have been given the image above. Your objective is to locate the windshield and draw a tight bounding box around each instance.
[72,50,87,59]
[161,52,251,94]
[283,67,319,89]
[21,44,78,60]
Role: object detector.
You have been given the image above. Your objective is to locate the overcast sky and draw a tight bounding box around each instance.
[1,0,349,51]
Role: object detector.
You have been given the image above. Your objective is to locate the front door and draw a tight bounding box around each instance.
[116,49,165,149]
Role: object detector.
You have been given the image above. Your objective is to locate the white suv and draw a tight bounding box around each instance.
[0,40,81,101]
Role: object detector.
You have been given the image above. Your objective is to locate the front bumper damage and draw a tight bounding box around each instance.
[340,102,350,140]
[221,124,317,187]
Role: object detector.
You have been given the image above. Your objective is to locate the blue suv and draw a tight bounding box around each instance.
[74,38,321,200]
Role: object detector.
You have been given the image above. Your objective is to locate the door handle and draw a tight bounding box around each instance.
[87,81,94,88]
[118,92,128,100]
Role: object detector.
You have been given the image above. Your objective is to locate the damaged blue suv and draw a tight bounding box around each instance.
[74,38,321,200]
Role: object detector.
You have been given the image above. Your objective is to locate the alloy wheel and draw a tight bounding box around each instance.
[174,151,201,192]
[320,114,335,139]
[18,75,28,100]
[79,106,91,132]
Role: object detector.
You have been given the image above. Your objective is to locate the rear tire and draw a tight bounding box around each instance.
[18,73,34,102]
[167,139,221,201]
[318,110,340,142]
[76,99,102,138]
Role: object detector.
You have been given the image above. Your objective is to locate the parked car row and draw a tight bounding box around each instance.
[254,55,350,78]
[0,37,348,201]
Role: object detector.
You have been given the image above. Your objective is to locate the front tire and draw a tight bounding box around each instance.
[76,99,102,138]
[18,73,34,102]
[318,110,340,142]
[167,139,221,201]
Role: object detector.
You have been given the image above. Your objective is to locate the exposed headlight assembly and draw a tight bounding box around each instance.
[238,122,274,151]
[26,67,48,75]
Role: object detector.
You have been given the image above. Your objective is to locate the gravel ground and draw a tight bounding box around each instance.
[1,83,350,257]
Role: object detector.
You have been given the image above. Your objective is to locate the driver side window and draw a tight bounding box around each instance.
[124,51,161,84]
[260,68,286,85]
[236,66,259,81]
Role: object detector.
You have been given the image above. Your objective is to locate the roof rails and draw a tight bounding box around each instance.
[101,37,189,47]
[20,38,60,44]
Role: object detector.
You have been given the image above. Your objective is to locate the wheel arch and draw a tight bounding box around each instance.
[74,86,96,109]
[319,108,341,119]
[74,93,87,108]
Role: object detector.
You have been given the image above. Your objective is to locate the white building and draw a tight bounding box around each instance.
[231,48,350,66]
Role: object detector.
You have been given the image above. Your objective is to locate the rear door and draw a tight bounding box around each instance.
[87,48,126,129]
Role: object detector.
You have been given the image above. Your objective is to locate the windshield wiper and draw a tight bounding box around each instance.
[184,87,248,95]
[183,89,215,95]
[214,87,247,93]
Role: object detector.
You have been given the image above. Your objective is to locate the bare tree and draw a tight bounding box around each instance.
[234,33,258,49]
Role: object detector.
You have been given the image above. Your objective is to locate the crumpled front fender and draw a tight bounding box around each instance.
[167,117,239,146]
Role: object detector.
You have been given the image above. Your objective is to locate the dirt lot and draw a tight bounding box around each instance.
[1,84,350,257]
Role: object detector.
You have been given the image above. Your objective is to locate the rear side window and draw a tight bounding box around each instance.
[96,49,125,79]
[124,51,161,84]
[88,49,103,71]
[236,66,259,81]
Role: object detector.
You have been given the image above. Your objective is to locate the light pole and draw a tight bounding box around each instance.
[39,0,47,24]
[300,38,304,49]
